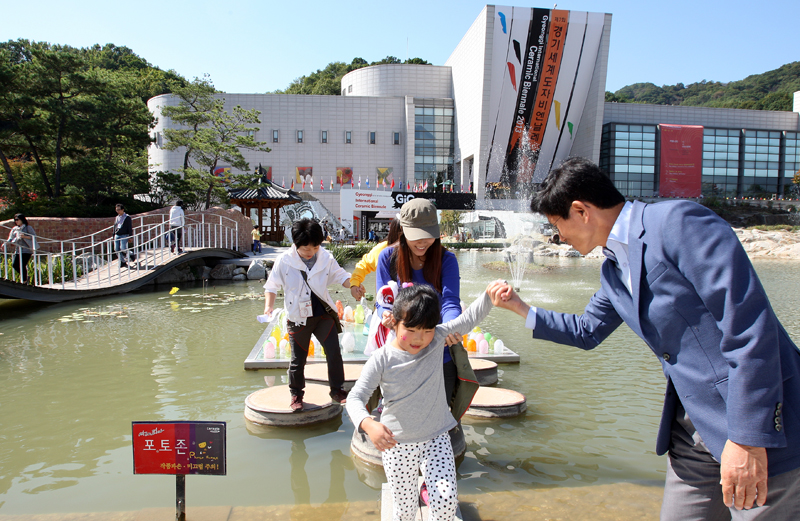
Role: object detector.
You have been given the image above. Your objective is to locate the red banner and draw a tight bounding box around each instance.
[132,421,226,475]
[659,124,703,197]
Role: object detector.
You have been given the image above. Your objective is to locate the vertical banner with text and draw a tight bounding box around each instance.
[659,124,703,198]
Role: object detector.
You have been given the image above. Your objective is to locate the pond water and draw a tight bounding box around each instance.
[1,253,799,518]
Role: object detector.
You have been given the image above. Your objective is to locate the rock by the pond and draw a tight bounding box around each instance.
[210,263,235,280]
[200,266,212,279]
[155,264,196,284]
[232,273,247,281]
[247,260,268,280]
[233,267,247,276]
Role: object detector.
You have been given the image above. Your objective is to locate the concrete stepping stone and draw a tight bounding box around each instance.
[469,358,498,386]
[244,384,342,426]
[464,386,526,418]
[305,362,364,391]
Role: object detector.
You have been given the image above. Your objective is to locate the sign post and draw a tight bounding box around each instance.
[132,421,226,521]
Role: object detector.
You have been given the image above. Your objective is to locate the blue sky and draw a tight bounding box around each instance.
[6,1,799,94]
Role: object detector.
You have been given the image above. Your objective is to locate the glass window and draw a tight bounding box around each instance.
[321,130,328,144]
[345,131,352,144]
[369,131,376,145]
[348,85,352,93]
[297,130,303,143]
[394,132,400,145]
[272,130,279,143]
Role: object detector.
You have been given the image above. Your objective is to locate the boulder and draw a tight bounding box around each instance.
[233,267,247,276]
[210,264,235,280]
[155,264,197,284]
[247,260,268,280]
[232,274,247,281]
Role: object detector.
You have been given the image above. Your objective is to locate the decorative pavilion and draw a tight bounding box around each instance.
[228,180,301,243]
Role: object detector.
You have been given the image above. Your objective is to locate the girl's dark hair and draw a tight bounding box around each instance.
[392,234,444,292]
[292,218,324,247]
[14,213,28,226]
[386,217,401,246]
[392,285,440,330]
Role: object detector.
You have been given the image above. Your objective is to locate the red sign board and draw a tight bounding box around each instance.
[659,124,703,197]
[132,421,226,475]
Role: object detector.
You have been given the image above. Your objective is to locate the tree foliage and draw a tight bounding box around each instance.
[605,62,800,111]
[161,79,272,209]
[0,39,187,218]
[275,56,430,95]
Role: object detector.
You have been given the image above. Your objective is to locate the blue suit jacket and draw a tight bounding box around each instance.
[533,200,800,476]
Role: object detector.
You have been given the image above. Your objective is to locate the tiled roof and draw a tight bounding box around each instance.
[228,181,302,202]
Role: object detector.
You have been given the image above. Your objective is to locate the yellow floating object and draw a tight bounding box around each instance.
[169,287,179,295]
[467,339,477,352]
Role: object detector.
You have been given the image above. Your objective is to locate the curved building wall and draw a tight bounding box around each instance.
[341,64,452,99]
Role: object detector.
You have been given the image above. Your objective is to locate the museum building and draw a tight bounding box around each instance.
[148,4,800,230]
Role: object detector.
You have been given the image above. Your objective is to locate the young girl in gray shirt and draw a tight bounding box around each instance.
[346,281,510,520]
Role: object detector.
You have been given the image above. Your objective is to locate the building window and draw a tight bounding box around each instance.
[369,131,376,145]
[413,104,455,187]
[348,85,352,93]
[155,132,163,148]
[321,130,328,144]
[345,131,352,144]
[297,130,303,143]
[394,132,401,145]
[245,129,255,138]
[272,130,279,143]
[599,123,657,198]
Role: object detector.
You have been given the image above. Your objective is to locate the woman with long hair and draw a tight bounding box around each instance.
[375,199,471,413]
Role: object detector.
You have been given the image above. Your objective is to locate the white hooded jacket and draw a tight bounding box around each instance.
[263,245,350,325]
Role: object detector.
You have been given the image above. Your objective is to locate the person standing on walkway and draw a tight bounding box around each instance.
[169,200,185,254]
[493,157,800,520]
[263,218,354,411]
[4,213,36,283]
[251,225,262,253]
[113,204,133,268]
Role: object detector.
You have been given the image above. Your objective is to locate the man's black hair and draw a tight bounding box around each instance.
[531,157,624,218]
[291,218,324,247]
[392,285,440,330]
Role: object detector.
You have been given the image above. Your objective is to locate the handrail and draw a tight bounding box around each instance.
[1,212,241,289]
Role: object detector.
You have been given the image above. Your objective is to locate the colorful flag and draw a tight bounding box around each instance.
[282,177,285,188]
[330,178,333,191]
[291,180,294,190]
[390,179,395,189]
[302,179,305,190]
[320,178,324,191]
[423,179,428,191]
[350,176,354,188]
[407,181,410,191]
[358,176,361,189]
[366,177,370,188]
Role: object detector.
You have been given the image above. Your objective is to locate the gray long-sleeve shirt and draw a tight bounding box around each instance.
[346,291,493,444]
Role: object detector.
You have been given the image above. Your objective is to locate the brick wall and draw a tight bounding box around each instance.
[1,207,253,252]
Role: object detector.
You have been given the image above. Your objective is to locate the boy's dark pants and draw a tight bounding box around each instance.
[287,314,344,398]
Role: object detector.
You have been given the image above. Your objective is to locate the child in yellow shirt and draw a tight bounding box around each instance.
[349,217,400,299]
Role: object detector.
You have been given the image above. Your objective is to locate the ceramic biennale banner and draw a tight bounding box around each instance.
[485,7,605,185]
[659,124,703,198]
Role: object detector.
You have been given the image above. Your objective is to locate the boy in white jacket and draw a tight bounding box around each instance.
[264,218,354,411]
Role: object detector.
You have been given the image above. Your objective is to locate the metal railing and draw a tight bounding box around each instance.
[1,212,239,290]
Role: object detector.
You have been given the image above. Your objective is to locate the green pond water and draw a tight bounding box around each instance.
[1,253,799,516]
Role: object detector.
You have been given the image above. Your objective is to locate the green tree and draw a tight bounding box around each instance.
[439,210,463,236]
[162,82,272,209]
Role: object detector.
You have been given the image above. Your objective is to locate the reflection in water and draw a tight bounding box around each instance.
[0,259,798,518]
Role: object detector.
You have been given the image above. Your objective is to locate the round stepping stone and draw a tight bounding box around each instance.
[305,362,363,391]
[469,358,498,386]
[350,417,466,467]
[244,384,342,426]
[464,387,526,418]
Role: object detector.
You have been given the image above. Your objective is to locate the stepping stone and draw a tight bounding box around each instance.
[244,384,342,426]
[351,419,466,467]
[305,362,363,391]
[469,358,498,386]
[464,387,526,418]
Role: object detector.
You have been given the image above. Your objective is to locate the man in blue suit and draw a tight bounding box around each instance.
[496,158,800,519]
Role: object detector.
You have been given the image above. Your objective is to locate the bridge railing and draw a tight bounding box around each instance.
[1,212,239,289]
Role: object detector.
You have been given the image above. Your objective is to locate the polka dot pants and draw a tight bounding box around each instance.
[382,432,457,521]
